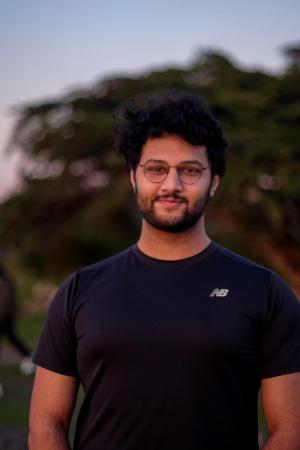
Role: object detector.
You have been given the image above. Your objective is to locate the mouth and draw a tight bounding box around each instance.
[156,197,185,207]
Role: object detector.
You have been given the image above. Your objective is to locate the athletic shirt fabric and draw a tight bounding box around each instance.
[33,242,300,450]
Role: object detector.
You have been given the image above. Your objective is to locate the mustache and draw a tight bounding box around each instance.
[153,194,187,202]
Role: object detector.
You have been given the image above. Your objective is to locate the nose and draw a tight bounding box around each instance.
[160,167,183,192]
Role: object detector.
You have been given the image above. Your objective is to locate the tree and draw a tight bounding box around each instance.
[1,50,300,289]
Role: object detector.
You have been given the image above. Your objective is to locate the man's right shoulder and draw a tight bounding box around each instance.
[62,246,133,295]
[79,245,133,274]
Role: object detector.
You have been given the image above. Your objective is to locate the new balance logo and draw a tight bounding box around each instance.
[209,288,229,298]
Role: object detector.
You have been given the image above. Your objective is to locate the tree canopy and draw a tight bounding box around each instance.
[1,49,300,291]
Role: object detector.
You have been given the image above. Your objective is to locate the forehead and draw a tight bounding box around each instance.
[140,135,208,165]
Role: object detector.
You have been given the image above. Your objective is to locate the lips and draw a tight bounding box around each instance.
[157,197,185,207]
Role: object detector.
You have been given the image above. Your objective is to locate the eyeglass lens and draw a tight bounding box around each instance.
[143,161,205,184]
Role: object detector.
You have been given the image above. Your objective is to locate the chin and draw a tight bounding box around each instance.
[144,213,202,233]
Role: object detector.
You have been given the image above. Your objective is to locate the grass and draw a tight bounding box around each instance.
[0,313,43,424]
[17,313,45,346]
[0,365,33,425]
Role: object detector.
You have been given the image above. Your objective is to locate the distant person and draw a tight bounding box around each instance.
[0,263,34,376]
[29,91,300,450]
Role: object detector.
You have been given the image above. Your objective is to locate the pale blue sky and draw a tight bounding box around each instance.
[0,0,299,197]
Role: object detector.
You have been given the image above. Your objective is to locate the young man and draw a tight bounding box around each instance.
[29,91,300,450]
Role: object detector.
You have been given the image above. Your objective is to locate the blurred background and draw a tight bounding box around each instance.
[0,0,299,448]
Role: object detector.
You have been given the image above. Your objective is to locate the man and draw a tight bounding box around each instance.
[29,91,300,450]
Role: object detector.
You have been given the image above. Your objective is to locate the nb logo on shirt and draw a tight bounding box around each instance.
[209,288,229,298]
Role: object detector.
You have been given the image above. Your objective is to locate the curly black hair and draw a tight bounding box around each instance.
[115,90,228,176]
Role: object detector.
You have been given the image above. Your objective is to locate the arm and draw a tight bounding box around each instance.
[261,372,300,450]
[28,366,79,450]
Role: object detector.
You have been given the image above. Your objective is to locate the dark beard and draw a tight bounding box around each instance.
[137,184,212,233]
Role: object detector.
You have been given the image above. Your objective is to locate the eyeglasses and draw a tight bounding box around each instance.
[139,160,208,184]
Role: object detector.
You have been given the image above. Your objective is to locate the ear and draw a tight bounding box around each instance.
[209,175,220,197]
[130,167,136,193]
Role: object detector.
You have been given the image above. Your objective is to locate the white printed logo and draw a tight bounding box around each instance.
[209,288,229,298]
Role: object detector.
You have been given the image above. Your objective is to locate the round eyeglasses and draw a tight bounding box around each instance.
[139,160,208,184]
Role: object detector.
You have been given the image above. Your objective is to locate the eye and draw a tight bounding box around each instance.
[146,165,167,174]
[181,166,202,175]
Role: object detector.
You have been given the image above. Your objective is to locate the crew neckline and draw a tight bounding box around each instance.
[132,241,217,268]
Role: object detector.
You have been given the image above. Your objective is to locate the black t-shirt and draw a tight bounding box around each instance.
[33,242,300,450]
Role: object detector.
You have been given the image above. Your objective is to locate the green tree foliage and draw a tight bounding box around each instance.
[1,49,300,282]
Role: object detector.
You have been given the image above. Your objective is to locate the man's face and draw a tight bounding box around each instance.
[130,135,219,233]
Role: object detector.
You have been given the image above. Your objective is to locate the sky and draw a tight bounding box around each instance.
[1,0,299,198]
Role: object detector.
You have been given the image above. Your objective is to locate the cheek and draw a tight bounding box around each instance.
[136,175,158,197]
[187,185,210,203]
[186,186,202,198]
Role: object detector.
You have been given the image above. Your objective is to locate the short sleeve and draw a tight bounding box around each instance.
[260,272,300,379]
[33,272,78,377]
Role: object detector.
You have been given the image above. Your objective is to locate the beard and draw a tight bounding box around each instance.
[136,182,212,233]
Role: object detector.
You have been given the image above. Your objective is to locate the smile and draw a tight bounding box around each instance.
[157,198,185,207]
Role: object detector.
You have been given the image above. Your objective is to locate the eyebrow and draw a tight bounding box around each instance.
[145,159,205,165]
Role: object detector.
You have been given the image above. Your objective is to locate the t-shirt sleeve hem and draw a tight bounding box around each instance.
[33,356,78,378]
[261,365,300,380]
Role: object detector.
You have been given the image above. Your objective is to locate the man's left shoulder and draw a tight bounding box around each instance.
[213,242,298,300]
[213,242,271,275]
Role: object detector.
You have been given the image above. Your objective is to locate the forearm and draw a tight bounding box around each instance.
[28,422,71,450]
[262,428,300,450]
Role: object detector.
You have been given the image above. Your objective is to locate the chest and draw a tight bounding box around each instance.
[74,269,263,379]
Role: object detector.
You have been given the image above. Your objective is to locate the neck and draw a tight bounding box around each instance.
[137,217,211,261]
